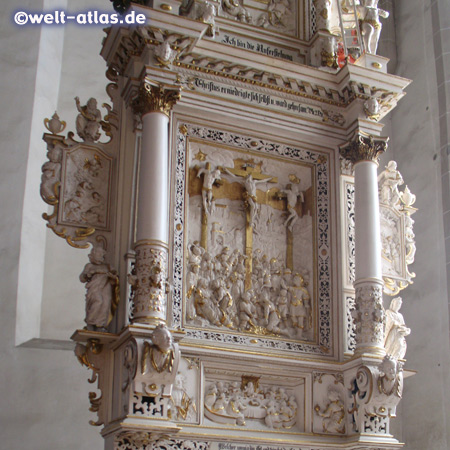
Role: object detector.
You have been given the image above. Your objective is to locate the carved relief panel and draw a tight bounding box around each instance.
[171,123,334,357]
[203,368,305,432]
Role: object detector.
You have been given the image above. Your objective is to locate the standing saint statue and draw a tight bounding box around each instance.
[79,246,118,332]
[384,297,410,360]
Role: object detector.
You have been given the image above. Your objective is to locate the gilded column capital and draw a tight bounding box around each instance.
[131,81,181,117]
[339,131,388,164]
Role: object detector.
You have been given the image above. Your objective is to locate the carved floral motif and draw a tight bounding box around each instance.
[352,283,385,350]
[130,244,169,324]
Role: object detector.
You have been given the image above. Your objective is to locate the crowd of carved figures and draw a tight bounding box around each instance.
[186,241,312,339]
[205,379,297,429]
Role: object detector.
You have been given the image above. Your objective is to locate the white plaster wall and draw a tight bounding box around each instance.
[388,0,450,448]
[0,0,107,448]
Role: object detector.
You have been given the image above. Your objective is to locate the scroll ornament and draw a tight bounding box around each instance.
[74,338,108,427]
[349,356,403,435]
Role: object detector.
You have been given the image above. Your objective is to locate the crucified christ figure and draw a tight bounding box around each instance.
[223,169,272,228]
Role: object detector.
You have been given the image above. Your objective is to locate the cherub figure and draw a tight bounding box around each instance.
[75,97,102,142]
[142,324,176,374]
[358,0,389,55]
[79,246,118,331]
[40,144,62,201]
[154,38,177,66]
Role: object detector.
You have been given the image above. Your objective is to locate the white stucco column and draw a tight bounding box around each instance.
[340,132,388,356]
[131,81,180,325]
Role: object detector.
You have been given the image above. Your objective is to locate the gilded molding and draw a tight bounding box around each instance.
[131,82,181,117]
[339,132,388,164]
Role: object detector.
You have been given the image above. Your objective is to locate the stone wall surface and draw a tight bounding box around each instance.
[387,0,450,448]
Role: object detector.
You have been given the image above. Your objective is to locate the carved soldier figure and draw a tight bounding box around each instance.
[239,290,256,331]
[222,0,252,23]
[289,275,310,337]
[194,278,222,326]
[79,246,118,331]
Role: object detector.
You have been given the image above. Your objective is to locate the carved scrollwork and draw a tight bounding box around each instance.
[74,338,108,426]
[349,356,403,435]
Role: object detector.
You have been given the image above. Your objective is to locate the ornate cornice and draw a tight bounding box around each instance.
[131,81,181,117]
[339,132,388,164]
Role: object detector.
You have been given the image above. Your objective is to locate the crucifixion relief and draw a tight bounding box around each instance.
[187,149,314,341]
